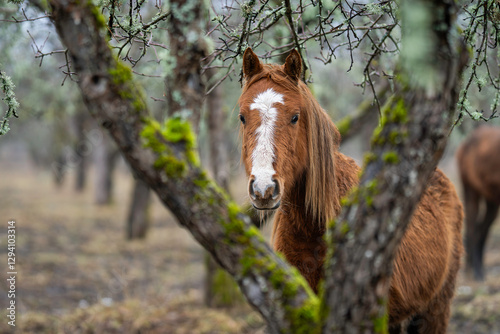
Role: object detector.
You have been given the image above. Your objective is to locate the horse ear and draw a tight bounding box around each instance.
[243,48,263,80]
[284,49,302,81]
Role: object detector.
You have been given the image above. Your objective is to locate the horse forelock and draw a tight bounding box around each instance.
[240,64,299,98]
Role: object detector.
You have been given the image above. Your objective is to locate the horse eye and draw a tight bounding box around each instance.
[239,114,246,124]
[291,114,299,124]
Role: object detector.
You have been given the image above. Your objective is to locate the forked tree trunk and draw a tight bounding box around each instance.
[126,178,151,239]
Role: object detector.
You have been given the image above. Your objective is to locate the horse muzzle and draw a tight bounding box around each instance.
[248,177,281,210]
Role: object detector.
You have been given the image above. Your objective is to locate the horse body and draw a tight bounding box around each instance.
[239,48,463,332]
[457,126,500,280]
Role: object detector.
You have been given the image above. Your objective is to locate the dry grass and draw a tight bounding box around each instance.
[0,153,499,333]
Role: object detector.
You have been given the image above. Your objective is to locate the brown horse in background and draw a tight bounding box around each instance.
[457,125,500,281]
[238,48,463,333]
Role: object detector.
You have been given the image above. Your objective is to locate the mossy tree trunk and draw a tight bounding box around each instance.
[321,0,469,331]
[40,0,467,332]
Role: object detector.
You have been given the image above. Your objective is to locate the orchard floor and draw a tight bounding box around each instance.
[0,154,499,333]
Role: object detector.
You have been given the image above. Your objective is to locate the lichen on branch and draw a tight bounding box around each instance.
[0,66,20,136]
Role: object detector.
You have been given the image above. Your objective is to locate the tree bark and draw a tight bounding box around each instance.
[70,110,89,192]
[93,132,119,205]
[204,74,244,307]
[163,0,208,132]
[126,178,151,239]
[322,0,469,332]
[46,1,318,332]
[207,79,229,191]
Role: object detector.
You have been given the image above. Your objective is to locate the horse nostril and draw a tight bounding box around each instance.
[272,179,280,199]
[249,179,256,199]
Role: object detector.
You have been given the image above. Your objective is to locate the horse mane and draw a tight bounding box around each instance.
[299,80,341,224]
[242,64,341,226]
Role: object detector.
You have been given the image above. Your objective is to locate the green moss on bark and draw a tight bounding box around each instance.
[88,1,107,29]
[140,117,201,178]
[372,299,389,333]
[371,96,408,146]
[286,292,320,334]
[107,59,147,112]
[382,151,399,164]
[109,61,133,85]
[163,118,200,166]
[239,244,321,334]
[363,152,377,165]
[340,178,378,210]
[210,267,245,306]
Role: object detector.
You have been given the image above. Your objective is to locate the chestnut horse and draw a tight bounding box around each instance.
[238,48,463,333]
[457,125,500,281]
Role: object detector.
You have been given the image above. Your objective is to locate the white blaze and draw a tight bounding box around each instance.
[250,88,284,193]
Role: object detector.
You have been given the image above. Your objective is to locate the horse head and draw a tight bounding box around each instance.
[238,48,317,212]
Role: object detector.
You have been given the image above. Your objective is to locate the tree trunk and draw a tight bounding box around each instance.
[94,132,118,205]
[207,80,229,191]
[70,110,89,192]
[163,0,206,132]
[321,0,469,331]
[203,75,244,307]
[126,178,151,239]
[50,115,70,187]
[52,153,66,187]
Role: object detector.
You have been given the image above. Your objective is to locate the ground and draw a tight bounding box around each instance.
[0,146,499,334]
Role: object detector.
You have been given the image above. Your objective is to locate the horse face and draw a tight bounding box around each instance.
[239,49,307,211]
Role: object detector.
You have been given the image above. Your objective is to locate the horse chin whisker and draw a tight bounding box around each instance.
[259,210,264,222]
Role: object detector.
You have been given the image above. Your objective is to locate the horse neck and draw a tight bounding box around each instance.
[275,170,326,238]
